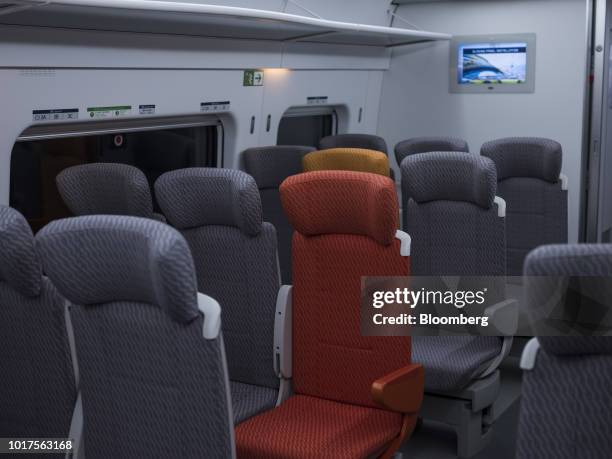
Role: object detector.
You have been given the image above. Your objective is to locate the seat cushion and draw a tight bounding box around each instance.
[236,395,402,459]
[231,380,278,424]
[412,336,502,392]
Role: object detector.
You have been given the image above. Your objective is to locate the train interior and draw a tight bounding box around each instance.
[0,0,611,458]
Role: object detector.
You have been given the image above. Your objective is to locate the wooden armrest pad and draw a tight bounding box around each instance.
[371,364,424,413]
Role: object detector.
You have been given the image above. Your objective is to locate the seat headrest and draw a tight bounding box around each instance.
[401,152,497,209]
[319,134,388,154]
[394,136,469,165]
[243,145,315,189]
[36,215,199,323]
[480,137,562,183]
[280,170,398,246]
[155,168,262,235]
[0,206,42,297]
[524,244,612,356]
[56,163,154,217]
[303,148,390,177]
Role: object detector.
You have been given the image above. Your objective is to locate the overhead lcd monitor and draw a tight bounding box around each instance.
[450,34,536,93]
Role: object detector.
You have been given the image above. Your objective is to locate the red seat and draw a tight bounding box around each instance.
[236,395,402,459]
[236,170,423,459]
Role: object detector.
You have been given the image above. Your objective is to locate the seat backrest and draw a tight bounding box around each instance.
[243,145,315,284]
[481,137,568,276]
[36,215,234,459]
[0,206,76,439]
[319,133,388,154]
[155,168,281,391]
[394,136,469,167]
[280,170,411,408]
[303,148,390,177]
[56,162,163,220]
[518,244,612,459]
[401,152,505,277]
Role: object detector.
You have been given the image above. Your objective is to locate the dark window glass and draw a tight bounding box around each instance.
[9,125,218,231]
[276,114,333,147]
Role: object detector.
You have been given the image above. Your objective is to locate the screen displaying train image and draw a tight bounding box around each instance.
[458,42,527,85]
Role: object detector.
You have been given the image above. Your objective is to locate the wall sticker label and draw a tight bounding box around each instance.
[87,105,132,119]
[243,70,264,86]
[32,108,78,122]
[307,96,328,105]
[139,104,156,115]
[201,101,230,113]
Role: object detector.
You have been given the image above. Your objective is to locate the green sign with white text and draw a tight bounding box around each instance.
[243,70,264,86]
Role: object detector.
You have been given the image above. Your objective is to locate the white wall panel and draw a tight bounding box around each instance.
[378,0,588,242]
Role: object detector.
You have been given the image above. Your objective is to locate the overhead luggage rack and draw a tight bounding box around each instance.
[0,0,451,47]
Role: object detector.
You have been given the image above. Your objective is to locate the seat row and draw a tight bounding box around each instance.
[1,169,421,458]
[50,140,564,456]
[244,134,568,283]
[2,192,611,459]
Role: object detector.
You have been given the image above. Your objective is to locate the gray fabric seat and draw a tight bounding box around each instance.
[0,206,76,448]
[243,145,315,284]
[394,136,469,168]
[401,152,507,392]
[481,137,568,276]
[519,244,612,459]
[155,168,281,424]
[56,162,166,222]
[401,152,510,457]
[36,215,234,459]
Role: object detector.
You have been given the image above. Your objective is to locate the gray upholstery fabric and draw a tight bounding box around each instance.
[518,244,612,458]
[482,138,567,276]
[412,337,502,392]
[524,244,612,356]
[394,136,469,166]
[36,215,233,459]
[0,206,42,297]
[406,201,506,276]
[243,145,314,189]
[481,137,562,182]
[402,154,505,392]
[177,225,280,389]
[402,152,497,210]
[517,348,612,459]
[36,215,199,324]
[0,207,76,450]
[230,381,278,424]
[319,134,388,154]
[155,168,262,236]
[56,163,157,218]
[243,146,314,284]
[156,168,281,421]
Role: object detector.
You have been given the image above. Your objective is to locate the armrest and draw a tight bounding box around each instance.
[395,230,411,256]
[273,285,292,379]
[372,364,424,413]
[197,292,222,340]
[484,298,518,336]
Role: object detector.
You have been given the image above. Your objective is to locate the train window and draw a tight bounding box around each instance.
[276,109,335,147]
[10,120,219,232]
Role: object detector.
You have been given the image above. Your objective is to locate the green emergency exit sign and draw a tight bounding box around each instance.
[243,70,264,86]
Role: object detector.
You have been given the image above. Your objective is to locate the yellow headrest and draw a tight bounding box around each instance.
[302,148,390,177]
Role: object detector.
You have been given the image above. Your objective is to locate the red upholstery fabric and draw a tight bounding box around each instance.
[280,170,398,246]
[236,395,402,459]
[236,171,412,458]
[292,233,410,407]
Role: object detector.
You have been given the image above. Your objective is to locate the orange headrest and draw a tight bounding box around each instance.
[280,170,398,246]
[302,148,390,177]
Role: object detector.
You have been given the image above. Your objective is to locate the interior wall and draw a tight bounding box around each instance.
[378,0,589,243]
